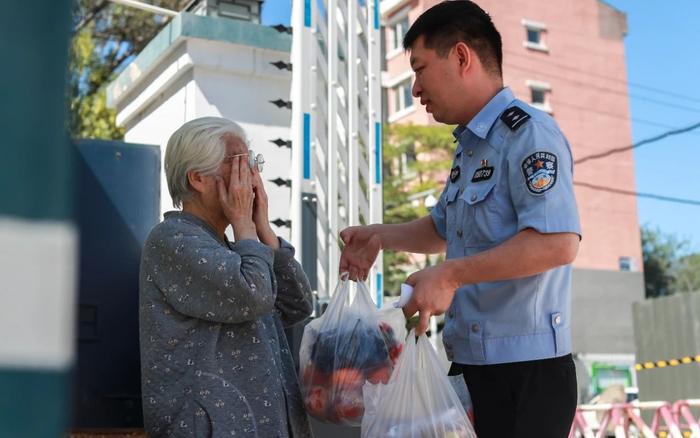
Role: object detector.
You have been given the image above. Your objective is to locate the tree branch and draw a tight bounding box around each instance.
[74,0,109,33]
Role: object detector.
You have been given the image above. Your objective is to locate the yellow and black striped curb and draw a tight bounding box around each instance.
[635,355,700,371]
[658,431,695,438]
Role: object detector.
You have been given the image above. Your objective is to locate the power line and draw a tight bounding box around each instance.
[503,49,700,105]
[623,118,700,136]
[502,64,700,138]
[628,81,700,106]
[505,62,700,115]
[574,181,700,206]
[575,120,700,164]
[630,93,700,114]
[541,98,700,137]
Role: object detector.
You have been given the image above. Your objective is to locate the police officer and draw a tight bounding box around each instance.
[339,1,581,437]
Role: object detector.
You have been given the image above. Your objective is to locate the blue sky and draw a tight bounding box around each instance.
[604,0,700,253]
[261,0,700,252]
[261,0,292,25]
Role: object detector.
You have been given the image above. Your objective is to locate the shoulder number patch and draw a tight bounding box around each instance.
[471,166,494,182]
[522,151,557,195]
[500,106,531,131]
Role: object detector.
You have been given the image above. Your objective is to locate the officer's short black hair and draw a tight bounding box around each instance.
[403,0,503,77]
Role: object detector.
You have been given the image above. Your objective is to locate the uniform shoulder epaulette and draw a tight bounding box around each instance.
[500,106,531,131]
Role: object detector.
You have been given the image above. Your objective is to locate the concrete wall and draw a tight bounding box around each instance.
[571,268,644,355]
[633,293,700,402]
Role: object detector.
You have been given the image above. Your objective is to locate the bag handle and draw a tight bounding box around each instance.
[320,273,352,319]
[352,279,378,311]
[318,274,378,325]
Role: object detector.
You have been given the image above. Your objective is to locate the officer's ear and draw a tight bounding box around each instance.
[454,42,471,73]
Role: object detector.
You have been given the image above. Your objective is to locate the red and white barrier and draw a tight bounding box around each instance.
[569,399,700,438]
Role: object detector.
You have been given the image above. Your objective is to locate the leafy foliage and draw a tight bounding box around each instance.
[381,123,455,295]
[674,253,700,294]
[69,0,189,139]
[641,225,700,297]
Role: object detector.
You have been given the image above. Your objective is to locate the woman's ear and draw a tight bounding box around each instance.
[187,170,208,194]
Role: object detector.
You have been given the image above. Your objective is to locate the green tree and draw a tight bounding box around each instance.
[69,0,189,139]
[675,253,700,293]
[640,225,700,298]
[381,123,455,295]
[641,226,680,298]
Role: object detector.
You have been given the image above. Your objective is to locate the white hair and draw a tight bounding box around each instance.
[164,117,248,208]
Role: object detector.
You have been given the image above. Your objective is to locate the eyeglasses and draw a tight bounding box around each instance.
[224,150,265,173]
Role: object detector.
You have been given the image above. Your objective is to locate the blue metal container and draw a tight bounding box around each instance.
[71,139,160,428]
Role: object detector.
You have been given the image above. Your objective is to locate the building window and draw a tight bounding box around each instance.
[526,79,552,113]
[527,28,541,45]
[619,256,636,272]
[386,9,410,59]
[531,88,546,106]
[522,19,548,52]
[393,78,413,113]
[391,15,410,51]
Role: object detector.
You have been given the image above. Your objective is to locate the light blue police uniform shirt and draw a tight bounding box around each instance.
[431,87,581,365]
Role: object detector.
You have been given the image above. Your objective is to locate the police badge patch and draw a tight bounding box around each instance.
[522,151,558,195]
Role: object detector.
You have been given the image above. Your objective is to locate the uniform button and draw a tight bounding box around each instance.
[448,309,455,318]
[446,352,454,360]
[554,315,562,325]
[471,323,480,333]
[467,150,474,157]
[456,229,463,237]
[470,194,477,202]
[444,342,452,350]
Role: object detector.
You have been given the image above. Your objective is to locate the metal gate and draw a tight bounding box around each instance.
[290,0,384,304]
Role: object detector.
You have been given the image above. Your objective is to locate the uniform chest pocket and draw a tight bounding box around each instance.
[460,181,501,247]
[445,185,460,205]
[443,185,462,248]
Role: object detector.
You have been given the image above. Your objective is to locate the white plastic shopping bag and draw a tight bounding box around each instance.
[361,330,477,437]
[299,275,406,426]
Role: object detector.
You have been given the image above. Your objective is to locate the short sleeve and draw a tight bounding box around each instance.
[506,121,581,238]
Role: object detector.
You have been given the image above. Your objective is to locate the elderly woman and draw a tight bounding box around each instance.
[139,117,314,437]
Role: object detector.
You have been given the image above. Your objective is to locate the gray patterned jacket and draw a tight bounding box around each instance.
[139,211,314,437]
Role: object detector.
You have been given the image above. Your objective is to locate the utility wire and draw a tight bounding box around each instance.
[536,98,700,138]
[501,63,700,134]
[505,62,700,115]
[504,54,700,206]
[629,81,700,105]
[574,181,700,206]
[575,120,700,164]
[503,49,700,105]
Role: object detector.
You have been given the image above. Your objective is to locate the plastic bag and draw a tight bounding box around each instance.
[299,275,406,426]
[361,330,477,438]
[449,375,475,425]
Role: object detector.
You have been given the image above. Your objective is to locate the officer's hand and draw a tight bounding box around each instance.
[339,225,382,281]
[405,263,459,335]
